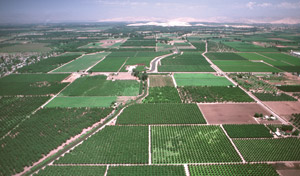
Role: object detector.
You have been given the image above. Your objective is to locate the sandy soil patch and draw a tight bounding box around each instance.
[263,101,300,116]
[252,42,266,47]
[277,170,300,176]
[276,45,298,48]
[269,38,292,42]
[198,103,269,124]
[61,73,81,83]
[149,75,174,87]
[107,72,138,80]
[117,96,137,104]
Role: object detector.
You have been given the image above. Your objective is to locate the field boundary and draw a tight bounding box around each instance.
[171,73,178,87]
[104,165,109,176]
[220,124,246,163]
[184,164,190,176]
[48,53,84,73]
[148,125,152,165]
[0,80,74,141]
[85,54,109,72]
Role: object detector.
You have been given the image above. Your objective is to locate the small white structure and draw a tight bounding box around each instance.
[265,115,270,120]
[275,131,281,137]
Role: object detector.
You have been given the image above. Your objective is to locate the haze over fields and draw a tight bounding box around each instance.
[0,0,300,24]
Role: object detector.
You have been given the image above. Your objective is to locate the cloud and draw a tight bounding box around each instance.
[246,2,272,9]
[247,1,300,10]
[277,1,300,9]
[96,0,148,6]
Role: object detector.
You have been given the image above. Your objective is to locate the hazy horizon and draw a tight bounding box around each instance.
[0,0,300,24]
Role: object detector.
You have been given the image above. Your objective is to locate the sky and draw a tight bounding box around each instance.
[0,0,300,24]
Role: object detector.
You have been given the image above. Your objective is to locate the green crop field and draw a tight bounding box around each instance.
[121,40,156,47]
[152,125,241,163]
[107,166,185,176]
[59,75,140,96]
[234,138,300,161]
[189,164,279,176]
[149,75,174,87]
[143,87,181,103]
[178,86,254,103]
[117,104,206,125]
[0,96,49,137]
[277,85,300,92]
[91,55,127,72]
[0,43,51,53]
[159,65,214,72]
[158,52,214,72]
[35,166,106,176]
[206,53,247,60]
[53,52,110,72]
[223,124,273,138]
[55,126,148,164]
[222,41,278,52]
[0,107,113,176]
[258,53,300,72]
[119,51,169,71]
[0,74,69,95]
[17,53,82,73]
[46,96,116,108]
[253,93,297,101]
[174,73,233,86]
[212,60,281,72]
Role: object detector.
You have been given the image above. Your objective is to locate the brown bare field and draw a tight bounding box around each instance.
[264,101,300,116]
[198,103,269,124]
[269,38,292,42]
[149,75,174,87]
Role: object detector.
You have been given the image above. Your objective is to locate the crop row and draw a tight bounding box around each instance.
[116,104,206,125]
[234,138,300,161]
[178,86,254,103]
[17,53,82,73]
[143,87,181,103]
[277,85,300,92]
[253,93,297,101]
[0,73,69,96]
[0,107,113,176]
[152,126,241,163]
[55,126,148,164]
[59,75,140,96]
[36,165,185,176]
[189,164,278,176]
[290,114,300,128]
[0,96,49,137]
[223,124,273,138]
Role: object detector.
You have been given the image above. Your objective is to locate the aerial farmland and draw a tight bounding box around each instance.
[1,19,300,176]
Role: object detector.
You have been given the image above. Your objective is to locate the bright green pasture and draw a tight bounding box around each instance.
[222,41,278,52]
[53,52,110,72]
[59,75,140,96]
[213,60,281,72]
[174,73,233,86]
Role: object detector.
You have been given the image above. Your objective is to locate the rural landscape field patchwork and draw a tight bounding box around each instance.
[1,20,300,176]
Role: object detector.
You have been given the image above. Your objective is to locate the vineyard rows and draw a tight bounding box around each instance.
[143,87,181,103]
[55,126,148,164]
[189,163,279,176]
[0,107,112,176]
[151,126,241,164]
[178,86,254,103]
[117,104,206,125]
[234,138,300,162]
[223,124,273,138]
